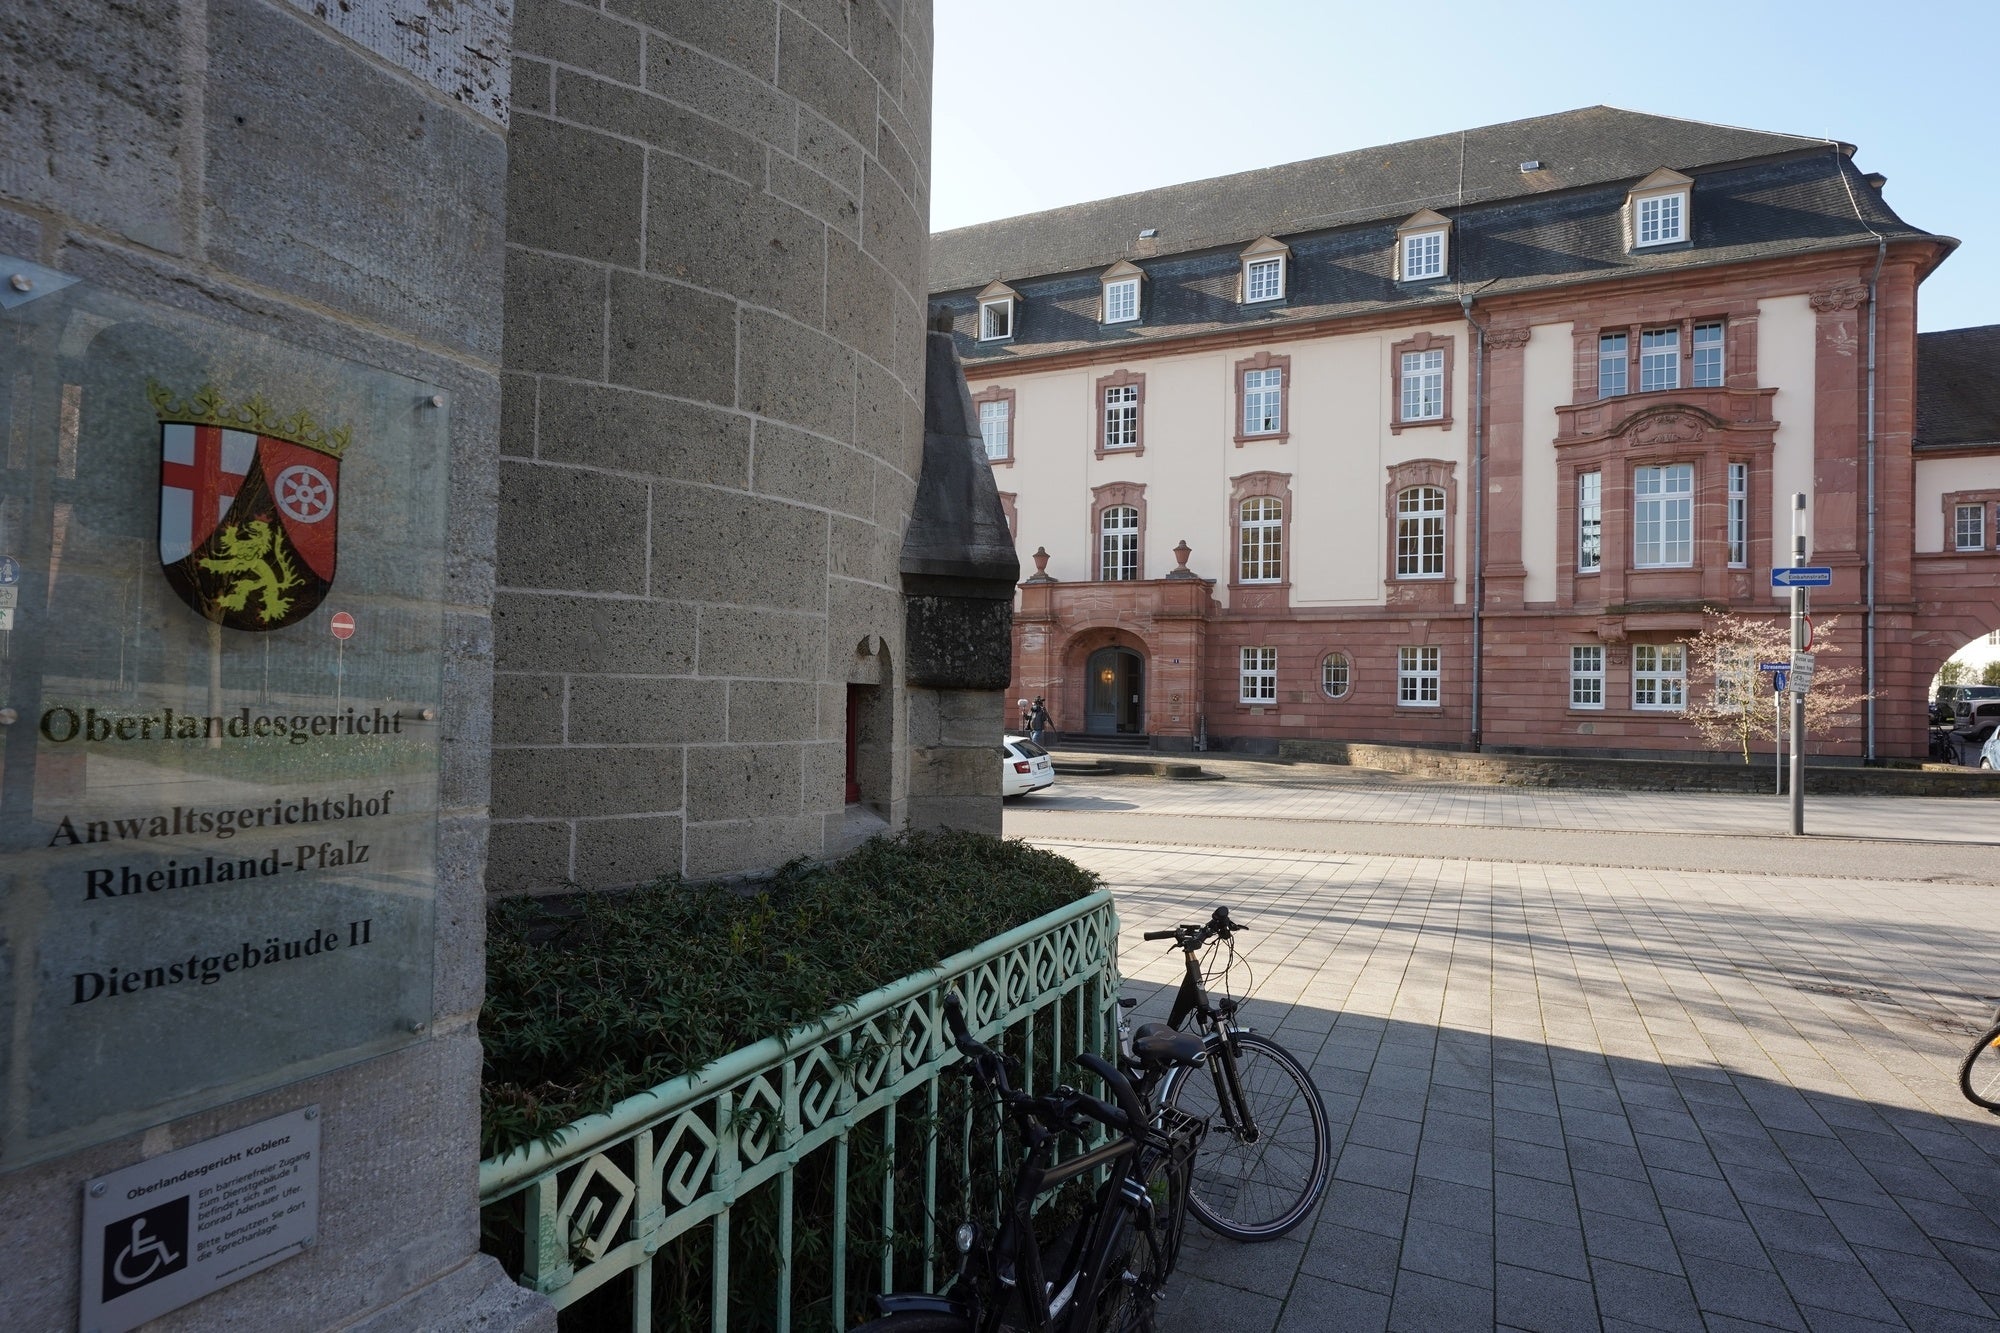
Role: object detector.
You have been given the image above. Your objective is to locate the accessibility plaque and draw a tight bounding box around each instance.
[0,263,446,1169]
[80,1106,320,1333]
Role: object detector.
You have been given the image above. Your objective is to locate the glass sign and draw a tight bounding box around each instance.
[0,262,446,1169]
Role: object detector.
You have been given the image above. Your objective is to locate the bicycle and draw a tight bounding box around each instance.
[1136,906,1332,1242]
[851,991,1207,1333]
[1959,1002,2000,1114]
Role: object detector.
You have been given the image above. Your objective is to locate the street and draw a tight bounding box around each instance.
[1007,769,2000,1332]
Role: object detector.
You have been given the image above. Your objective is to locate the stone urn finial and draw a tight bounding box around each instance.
[1024,545,1057,584]
[1165,539,1199,580]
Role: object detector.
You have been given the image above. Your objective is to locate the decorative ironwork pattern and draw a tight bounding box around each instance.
[479,891,1120,1331]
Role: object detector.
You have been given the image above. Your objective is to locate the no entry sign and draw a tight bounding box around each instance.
[329,611,355,641]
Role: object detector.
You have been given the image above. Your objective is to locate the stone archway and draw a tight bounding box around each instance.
[1059,627,1150,739]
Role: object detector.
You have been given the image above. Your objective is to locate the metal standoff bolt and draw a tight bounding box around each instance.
[304,1107,319,1121]
[427,394,445,408]
[0,708,17,725]
[420,707,436,721]
[8,274,31,292]
[409,1021,428,1034]
[88,1181,106,1198]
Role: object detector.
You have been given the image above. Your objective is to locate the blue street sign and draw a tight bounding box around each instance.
[0,556,17,586]
[1769,669,1788,693]
[1758,661,1788,673]
[1771,566,1832,588]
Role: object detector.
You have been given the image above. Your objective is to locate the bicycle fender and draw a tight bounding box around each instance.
[874,1293,973,1319]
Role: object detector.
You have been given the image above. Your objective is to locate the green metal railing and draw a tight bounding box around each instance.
[478,890,1120,1331]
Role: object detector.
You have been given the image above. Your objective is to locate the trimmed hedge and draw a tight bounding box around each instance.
[481,831,1100,1156]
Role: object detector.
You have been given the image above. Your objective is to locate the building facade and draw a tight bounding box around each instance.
[932,108,2000,762]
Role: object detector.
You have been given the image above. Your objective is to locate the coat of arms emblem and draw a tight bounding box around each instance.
[149,382,350,631]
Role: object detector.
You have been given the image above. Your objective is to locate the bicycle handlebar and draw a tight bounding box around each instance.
[1145,905,1249,949]
[942,990,1146,1135]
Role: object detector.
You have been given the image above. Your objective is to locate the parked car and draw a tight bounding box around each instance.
[1937,683,2000,727]
[1981,728,2000,771]
[1001,734,1055,798]
[1950,700,2000,765]
[1951,685,2000,729]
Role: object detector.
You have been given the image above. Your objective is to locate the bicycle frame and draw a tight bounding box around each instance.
[1161,942,1260,1143]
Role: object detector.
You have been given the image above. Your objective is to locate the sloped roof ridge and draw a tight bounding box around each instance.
[930,106,1840,293]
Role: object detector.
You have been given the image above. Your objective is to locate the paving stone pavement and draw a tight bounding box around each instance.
[1033,832,2000,1332]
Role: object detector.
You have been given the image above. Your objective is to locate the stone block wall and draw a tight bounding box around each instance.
[0,0,545,1328]
[495,0,936,887]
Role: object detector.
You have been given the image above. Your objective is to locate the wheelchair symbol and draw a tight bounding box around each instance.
[112,1216,180,1286]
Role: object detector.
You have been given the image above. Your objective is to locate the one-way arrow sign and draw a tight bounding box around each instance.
[1771,566,1832,588]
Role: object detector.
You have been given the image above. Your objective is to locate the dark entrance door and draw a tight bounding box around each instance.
[1084,647,1145,735]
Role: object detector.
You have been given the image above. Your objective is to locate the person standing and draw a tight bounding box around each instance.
[1029,696,1050,746]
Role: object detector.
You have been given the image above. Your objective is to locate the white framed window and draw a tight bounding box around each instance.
[1634,463,1694,568]
[1238,497,1283,583]
[1321,652,1351,699]
[1398,646,1440,707]
[1099,505,1139,581]
[979,297,1013,341]
[1599,332,1628,397]
[1578,471,1602,572]
[1402,230,1444,280]
[1400,349,1445,422]
[1632,643,1686,710]
[1570,646,1605,709]
[1395,485,1447,578]
[978,398,1010,462]
[1243,367,1283,435]
[1693,321,1724,388]
[1635,191,1686,247]
[1727,462,1748,567]
[1103,384,1139,450]
[1639,327,1680,393]
[1956,503,1987,552]
[1103,277,1139,324]
[1245,256,1285,303]
[1240,646,1277,703]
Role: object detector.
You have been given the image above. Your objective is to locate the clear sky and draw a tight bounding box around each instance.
[932,0,1996,332]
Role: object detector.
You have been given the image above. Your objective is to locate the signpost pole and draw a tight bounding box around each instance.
[1774,685,1783,797]
[1789,493,1807,836]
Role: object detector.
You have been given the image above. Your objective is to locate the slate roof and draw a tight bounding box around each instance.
[1916,325,2000,451]
[930,106,1949,366]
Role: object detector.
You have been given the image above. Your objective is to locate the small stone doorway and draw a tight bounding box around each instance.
[1085,647,1144,735]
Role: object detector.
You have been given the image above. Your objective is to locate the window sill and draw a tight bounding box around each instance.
[1094,444,1146,461]
[1234,431,1291,447]
[1396,702,1443,710]
[1390,414,1454,435]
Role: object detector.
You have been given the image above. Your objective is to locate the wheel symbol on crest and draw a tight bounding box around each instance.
[273,465,334,524]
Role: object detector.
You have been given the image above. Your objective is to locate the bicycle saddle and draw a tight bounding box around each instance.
[1131,1023,1206,1069]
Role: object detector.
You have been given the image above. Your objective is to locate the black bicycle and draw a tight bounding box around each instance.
[851,991,1207,1333]
[1139,906,1332,1241]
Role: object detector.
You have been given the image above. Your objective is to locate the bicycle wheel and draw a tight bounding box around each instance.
[1163,1031,1331,1241]
[1959,1021,2000,1113]
[1090,1210,1163,1333]
[846,1312,972,1333]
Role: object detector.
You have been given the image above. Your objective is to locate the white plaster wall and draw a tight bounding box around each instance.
[1760,295,1818,603]
[1003,369,1092,580]
[1520,322,1573,603]
[1914,455,2000,551]
[989,320,1471,609]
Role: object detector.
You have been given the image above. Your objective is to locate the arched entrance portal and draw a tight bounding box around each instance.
[1085,647,1145,735]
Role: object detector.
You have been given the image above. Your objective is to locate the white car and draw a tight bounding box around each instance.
[1002,735,1055,798]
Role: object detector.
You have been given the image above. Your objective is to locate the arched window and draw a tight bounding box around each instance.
[1238,497,1283,583]
[1321,652,1351,699]
[1100,505,1139,581]
[1395,486,1446,578]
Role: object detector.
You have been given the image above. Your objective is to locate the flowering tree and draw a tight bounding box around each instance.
[1679,611,1869,764]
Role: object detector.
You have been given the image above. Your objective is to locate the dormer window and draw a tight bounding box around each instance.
[976,280,1019,341]
[1239,237,1290,304]
[1627,168,1692,249]
[1100,260,1143,325]
[1395,210,1450,282]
